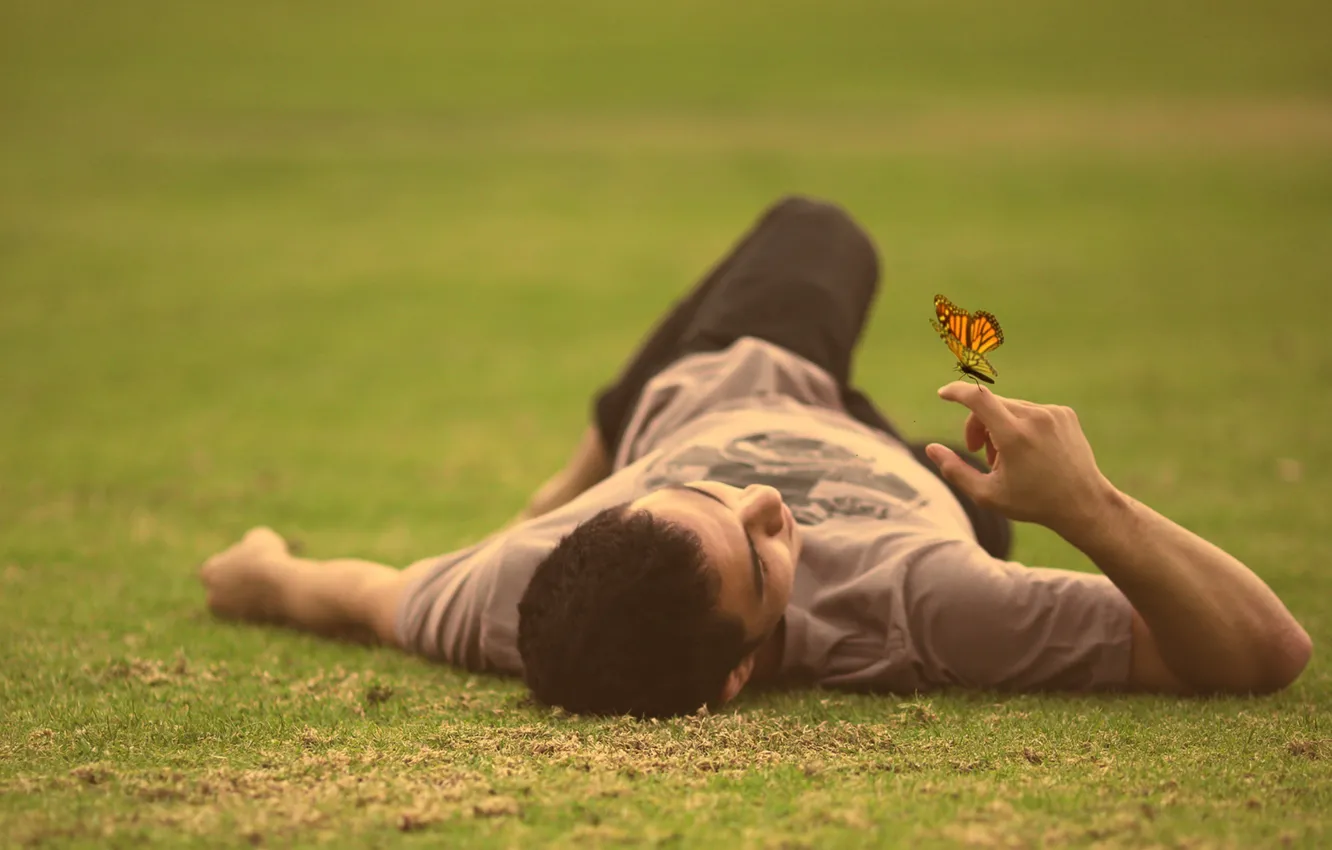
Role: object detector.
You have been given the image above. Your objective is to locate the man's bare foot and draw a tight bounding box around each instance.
[200,527,292,624]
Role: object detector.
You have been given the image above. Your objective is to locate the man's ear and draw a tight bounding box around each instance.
[718,652,758,706]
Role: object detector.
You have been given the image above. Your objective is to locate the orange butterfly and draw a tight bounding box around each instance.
[930,294,1004,385]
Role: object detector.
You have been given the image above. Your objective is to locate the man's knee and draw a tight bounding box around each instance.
[762,194,863,233]
[756,194,879,298]
[758,195,879,275]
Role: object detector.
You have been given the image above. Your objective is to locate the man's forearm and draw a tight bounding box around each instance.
[201,528,411,647]
[268,557,407,645]
[1055,487,1311,693]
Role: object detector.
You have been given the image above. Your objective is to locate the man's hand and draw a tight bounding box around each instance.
[924,383,1116,535]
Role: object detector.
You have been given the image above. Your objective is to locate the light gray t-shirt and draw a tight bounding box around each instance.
[397,337,1133,692]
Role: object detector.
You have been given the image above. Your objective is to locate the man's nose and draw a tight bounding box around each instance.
[740,485,785,532]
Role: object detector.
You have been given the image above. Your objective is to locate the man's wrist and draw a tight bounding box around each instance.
[1047,477,1130,550]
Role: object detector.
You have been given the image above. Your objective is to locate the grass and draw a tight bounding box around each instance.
[2,0,1330,846]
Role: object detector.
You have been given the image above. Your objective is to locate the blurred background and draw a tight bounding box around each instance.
[1,0,1330,578]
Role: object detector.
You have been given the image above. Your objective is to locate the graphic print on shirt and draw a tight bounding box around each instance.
[640,431,926,526]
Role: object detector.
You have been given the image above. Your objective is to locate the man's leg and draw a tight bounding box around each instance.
[601,195,1009,558]
[590,198,821,453]
[523,195,882,522]
[595,195,884,457]
[533,195,1012,558]
[200,527,422,647]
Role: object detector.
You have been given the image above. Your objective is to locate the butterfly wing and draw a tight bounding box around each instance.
[935,295,1005,356]
[966,311,1004,355]
[958,346,999,381]
[933,321,999,381]
[934,294,972,342]
[933,294,1002,383]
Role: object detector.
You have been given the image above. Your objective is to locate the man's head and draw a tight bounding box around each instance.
[517,481,800,718]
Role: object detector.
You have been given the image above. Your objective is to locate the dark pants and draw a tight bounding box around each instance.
[592,196,1012,560]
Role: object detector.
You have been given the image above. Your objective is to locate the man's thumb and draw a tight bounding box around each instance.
[923,443,990,501]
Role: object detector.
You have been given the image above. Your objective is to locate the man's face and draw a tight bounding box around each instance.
[629,480,801,641]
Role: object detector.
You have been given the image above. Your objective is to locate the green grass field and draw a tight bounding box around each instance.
[3,0,1330,846]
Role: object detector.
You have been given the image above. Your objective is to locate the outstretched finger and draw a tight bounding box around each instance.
[937,382,1019,438]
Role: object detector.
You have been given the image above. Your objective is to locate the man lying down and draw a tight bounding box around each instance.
[200,196,1312,718]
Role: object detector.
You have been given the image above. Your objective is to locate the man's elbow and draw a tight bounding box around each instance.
[1246,621,1313,695]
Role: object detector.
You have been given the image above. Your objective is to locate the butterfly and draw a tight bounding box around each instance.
[930,294,1005,386]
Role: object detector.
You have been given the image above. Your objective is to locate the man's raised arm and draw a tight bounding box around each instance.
[924,384,1312,695]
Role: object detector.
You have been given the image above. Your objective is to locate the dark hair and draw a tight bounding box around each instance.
[517,505,757,718]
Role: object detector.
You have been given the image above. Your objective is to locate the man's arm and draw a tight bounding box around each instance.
[511,424,611,525]
[201,421,589,648]
[200,527,419,647]
[925,384,1312,695]
[1065,489,1311,694]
